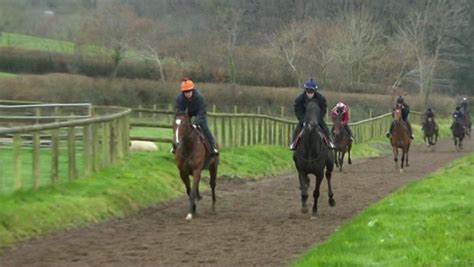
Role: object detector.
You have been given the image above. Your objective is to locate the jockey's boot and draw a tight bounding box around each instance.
[170,144,176,154]
[410,134,415,139]
[328,136,336,149]
[289,142,296,150]
[386,131,391,138]
[210,144,219,156]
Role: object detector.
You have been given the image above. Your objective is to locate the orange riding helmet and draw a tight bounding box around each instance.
[181,78,195,92]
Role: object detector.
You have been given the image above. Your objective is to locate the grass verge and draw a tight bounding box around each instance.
[294,152,474,266]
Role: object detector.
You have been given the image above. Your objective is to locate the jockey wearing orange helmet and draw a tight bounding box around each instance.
[331,102,354,140]
[174,78,218,155]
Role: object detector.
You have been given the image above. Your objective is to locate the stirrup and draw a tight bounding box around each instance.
[329,141,336,149]
[410,134,414,139]
[210,147,219,156]
[170,146,175,154]
[289,143,296,150]
[386,132,391,138]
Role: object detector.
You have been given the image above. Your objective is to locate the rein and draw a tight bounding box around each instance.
[295,126,325,163]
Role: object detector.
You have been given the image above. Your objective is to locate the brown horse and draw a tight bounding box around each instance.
[332,111,352,172]
[422,117,438,148]
[173,111,219,220]
[390,107,411,173]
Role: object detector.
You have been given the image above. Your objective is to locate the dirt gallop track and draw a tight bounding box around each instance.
[1,139,472,267]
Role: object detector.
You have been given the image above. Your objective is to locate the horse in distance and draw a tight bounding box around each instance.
[332,110,352,172]
[390,106,411,173]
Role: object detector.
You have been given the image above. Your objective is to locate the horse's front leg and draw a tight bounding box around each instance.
[392,147,398,170]
[209,160,218,213]
[179,169,191,196]
[298,171,310,214]
[186,170,202,221]
[326,168,335,208]
[334,151,339,168]
[312,171,324,218]
[347,144,352,165]
[338,151,345,172]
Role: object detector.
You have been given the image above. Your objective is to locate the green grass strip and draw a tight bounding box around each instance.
[295,152,474,267]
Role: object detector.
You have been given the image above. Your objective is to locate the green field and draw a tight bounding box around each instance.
[295,152,474,266]
[0,72,16,77]
[0,32,143,59]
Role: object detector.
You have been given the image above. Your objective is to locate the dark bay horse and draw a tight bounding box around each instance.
[332,111,352,172]
[173,111,219,220]
[422,117,438,148]
[390,107,411,173]
[293,100,335,218]
[451,115,465,150]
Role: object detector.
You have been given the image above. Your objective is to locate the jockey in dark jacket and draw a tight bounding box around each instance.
[386,95,414,139]
[422,107,438,131]
[451,106,465,129]
[174,78,218,155]
[289,78,335,150]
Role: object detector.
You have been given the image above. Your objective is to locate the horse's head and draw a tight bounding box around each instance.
[173,110,192,146]
[393,106,403,122]
[303,100,321,132]
[333,110,344,135]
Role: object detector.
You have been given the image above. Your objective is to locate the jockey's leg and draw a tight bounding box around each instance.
[344,124,354,141]
[386,121,395,138]
[320,120,335,149]
[199,117,219,155]
[289,121,303,150]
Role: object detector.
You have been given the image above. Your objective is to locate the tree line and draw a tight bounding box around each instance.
[0,0,472,103]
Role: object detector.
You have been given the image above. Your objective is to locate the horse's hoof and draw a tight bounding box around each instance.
[301,207,308,214]
[329,198,336,207]
[185,213,193,221]
[399,169,404,174]
[310,215,317,220]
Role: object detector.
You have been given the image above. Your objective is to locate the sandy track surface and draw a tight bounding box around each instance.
[0,138,472,267]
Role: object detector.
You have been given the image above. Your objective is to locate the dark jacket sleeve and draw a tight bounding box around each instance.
[318,93,328,119]
[194,91,207,125]
[402,104,410,120]
[294,94,305,122]
[175,93,186,113]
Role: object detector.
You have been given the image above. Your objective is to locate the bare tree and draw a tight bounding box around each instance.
[209,6,244,84]
[132,19,167,81]
[77,4,143,78]
[397,0,469,106]
[328,10,382,87]
[267,19,311,86]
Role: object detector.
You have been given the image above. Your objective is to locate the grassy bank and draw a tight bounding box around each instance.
[295,152,474,266]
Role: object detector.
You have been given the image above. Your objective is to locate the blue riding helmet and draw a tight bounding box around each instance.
[304,78,318,91]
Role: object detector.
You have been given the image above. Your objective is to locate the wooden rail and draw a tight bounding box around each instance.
[130,108,422,148]
[0,104,130,194]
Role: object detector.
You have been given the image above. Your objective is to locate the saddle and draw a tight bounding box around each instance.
[293,128,330,149]
[193,125,212,154]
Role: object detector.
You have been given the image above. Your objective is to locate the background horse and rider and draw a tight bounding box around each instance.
[390,106,411,172]
[293,100,335,219]
[451,112,465,150]
[332,110,352,172]
[173,110,219,220]
[422,115,438,149]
